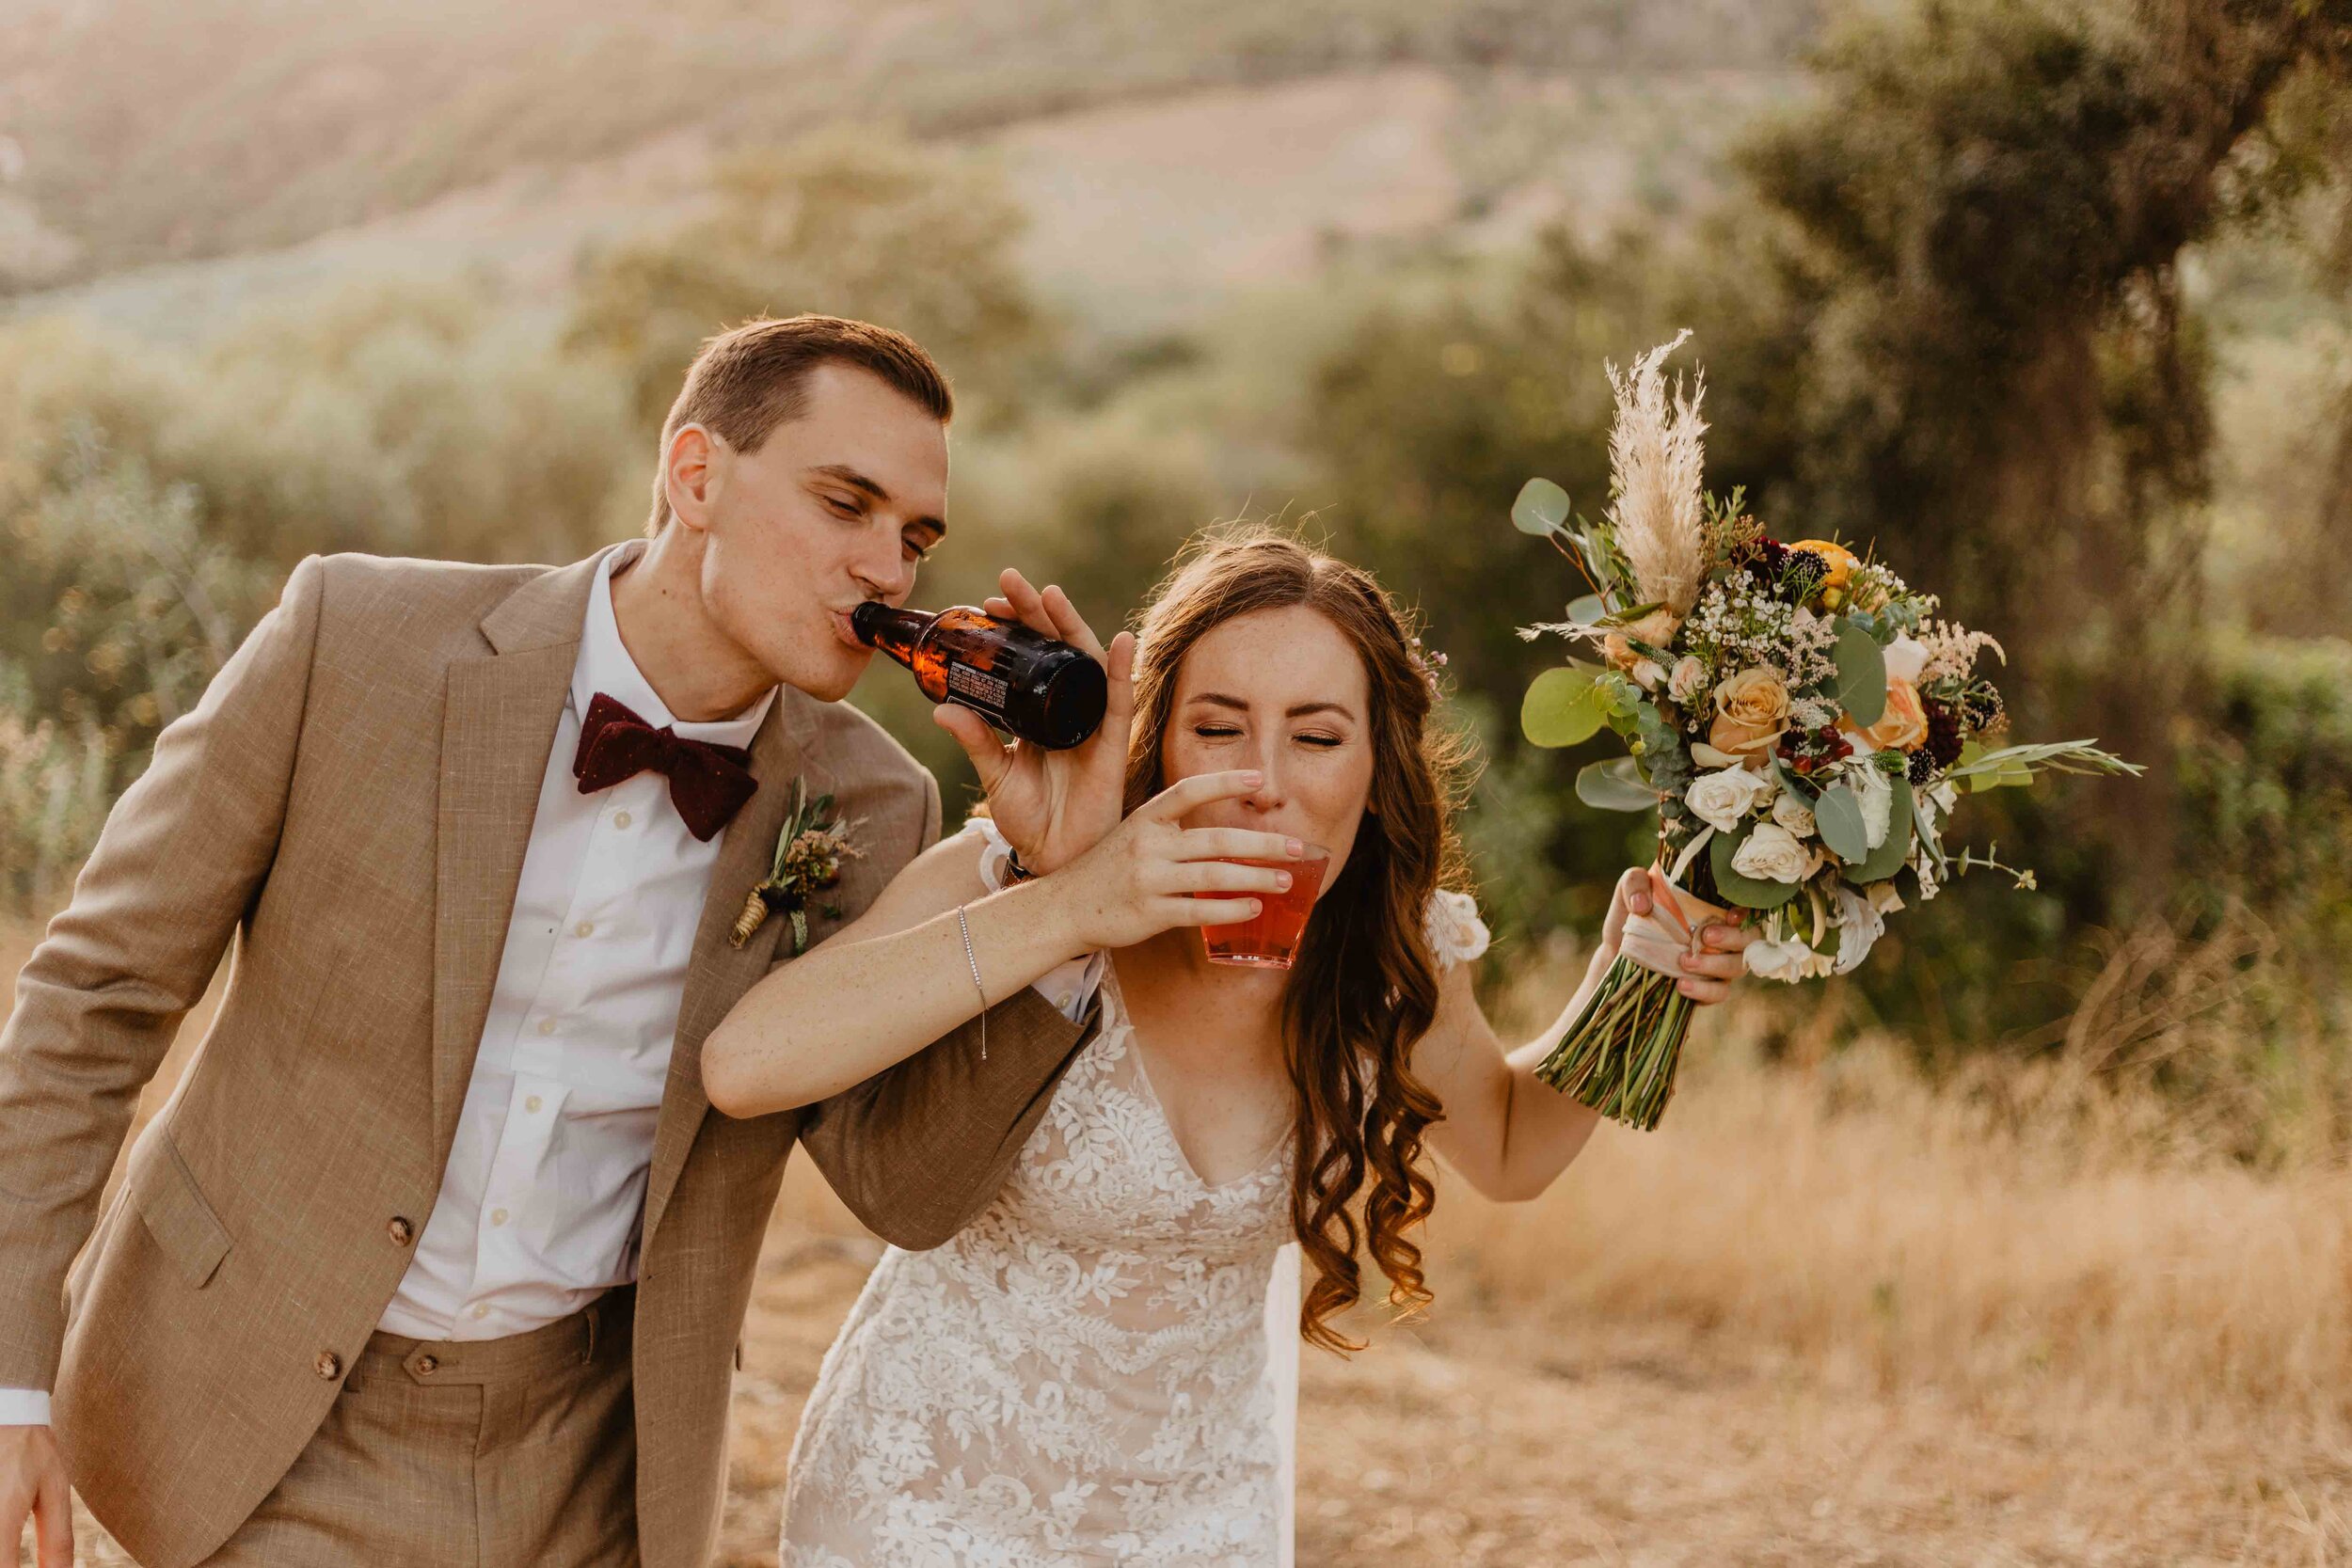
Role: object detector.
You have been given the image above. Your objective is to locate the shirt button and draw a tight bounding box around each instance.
[613,810,632,829]
[537,1018,556,1036]
[314,1351,342,1381]
[489,1208,509,1227]
[525,1095,544,1113]
[387,1216,415,1247]
[469,1304,490,1322]
[575,921,594,938]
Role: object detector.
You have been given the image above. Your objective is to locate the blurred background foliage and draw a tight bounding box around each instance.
[2,0,2347,1159]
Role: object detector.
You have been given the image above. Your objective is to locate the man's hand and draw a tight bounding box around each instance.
[932,569,1135,876]
[2,1425,72,1568]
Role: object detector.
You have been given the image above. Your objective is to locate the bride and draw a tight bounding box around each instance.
[703,532,1752,1566]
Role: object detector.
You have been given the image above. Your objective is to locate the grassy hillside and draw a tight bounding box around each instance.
[0,0,1819,284]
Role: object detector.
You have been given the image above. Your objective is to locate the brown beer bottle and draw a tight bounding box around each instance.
[851,603,1108,751]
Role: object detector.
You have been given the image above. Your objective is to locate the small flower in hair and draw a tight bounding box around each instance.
[1406,634,1450,694]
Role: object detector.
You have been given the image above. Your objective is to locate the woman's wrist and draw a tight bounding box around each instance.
[988,869,1101,969]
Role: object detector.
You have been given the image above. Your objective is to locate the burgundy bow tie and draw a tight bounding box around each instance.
[571,692,757,842]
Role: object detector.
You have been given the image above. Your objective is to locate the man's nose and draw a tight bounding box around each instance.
[851,531,915,603]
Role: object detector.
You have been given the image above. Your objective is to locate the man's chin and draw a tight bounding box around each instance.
[778,648,870,704]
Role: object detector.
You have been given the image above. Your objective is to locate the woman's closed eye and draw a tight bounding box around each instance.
[1192,723,1344,748]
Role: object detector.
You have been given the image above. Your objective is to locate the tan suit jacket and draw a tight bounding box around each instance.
[0,546,1091,1568]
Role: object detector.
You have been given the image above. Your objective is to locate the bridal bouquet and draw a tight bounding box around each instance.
[1513,331,2139,1130]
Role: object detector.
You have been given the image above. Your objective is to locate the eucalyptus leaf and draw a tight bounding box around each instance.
[1813,785,1870,863]
[1832,619,1887,729]
[1852,777,1915,880]
[1566,594,1607,625]
[1512,478,1572,536]
[1521,665,1609,748]
[1576,756,1661,812]
[1709,826,1803,911]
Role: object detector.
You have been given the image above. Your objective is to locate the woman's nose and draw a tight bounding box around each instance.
[1237,744,1286,809]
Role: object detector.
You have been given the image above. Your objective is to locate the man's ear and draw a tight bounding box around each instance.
[664,424,725,533]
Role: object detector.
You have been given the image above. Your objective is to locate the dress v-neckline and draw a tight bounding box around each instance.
[1099,958,1288,1196]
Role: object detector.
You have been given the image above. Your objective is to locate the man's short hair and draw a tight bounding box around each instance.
[646,314,953,535]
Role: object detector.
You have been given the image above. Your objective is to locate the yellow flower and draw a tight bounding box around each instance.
[1789,539,1857,589]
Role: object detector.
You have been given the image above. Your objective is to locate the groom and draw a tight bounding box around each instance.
[0,315,1099,1567]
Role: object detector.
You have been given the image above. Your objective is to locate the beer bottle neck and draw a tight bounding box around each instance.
[850,602,936,650]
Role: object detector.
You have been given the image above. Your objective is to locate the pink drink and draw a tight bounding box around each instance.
[1200,846,1331,969]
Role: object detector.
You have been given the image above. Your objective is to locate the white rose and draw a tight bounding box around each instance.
[1632,657,1667,692]
[1667,656,1708,704]
[1744,933,1823,983]
[1883,632,1930,684]
[1685,765,1777,834]
[1731,821,1813,884]
[1770,790,1817,839]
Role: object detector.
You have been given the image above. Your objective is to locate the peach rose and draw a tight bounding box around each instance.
[1709,667,1790,768]
[1600,609,1684,674]
[1714,667,1791,729]
[1851,676,1929,752]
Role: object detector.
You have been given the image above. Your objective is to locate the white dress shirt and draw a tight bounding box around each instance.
[377,542,774,1339]
[8,542,775,1423]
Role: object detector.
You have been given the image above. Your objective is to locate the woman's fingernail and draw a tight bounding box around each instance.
[1287,839,1304,858]
[1243,771,1263,785]
[1276,872,1293,891]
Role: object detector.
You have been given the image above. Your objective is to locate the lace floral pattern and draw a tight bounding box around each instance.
[779,883,1488,1568]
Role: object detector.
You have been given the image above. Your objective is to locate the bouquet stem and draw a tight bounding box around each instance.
[1534,958,1693,1131]
[1534,866,1724,1131]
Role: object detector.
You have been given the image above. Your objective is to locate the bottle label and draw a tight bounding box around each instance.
[946,660,1010,711]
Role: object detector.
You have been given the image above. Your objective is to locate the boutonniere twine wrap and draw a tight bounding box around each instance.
[729,779,865,955]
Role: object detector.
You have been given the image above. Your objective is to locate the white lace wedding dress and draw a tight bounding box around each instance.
[779,822,1487,1568]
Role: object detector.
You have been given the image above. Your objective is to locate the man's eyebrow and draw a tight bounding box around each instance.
[808,463,946,538]
[1190,692,1359,721]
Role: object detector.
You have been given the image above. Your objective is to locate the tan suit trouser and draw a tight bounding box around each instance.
[201,1289,639,1568]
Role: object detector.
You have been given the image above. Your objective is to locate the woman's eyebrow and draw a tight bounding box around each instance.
[1190,692,1358,721]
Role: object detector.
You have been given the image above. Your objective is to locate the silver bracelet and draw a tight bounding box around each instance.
[955,902,988,1061]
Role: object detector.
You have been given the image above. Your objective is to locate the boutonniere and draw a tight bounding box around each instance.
[729,778,865,954]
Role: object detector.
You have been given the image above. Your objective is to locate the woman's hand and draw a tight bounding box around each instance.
[1047,769,1303,952]
[1596,867,1754,1003]
[933,569,1133,876]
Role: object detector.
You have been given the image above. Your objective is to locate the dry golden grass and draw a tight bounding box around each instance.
[11,913,2349,1564]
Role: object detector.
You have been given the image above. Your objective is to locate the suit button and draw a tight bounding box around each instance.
[414,1354,439,1377]
[388,1216,415,1246]
[314,1351,342,1381]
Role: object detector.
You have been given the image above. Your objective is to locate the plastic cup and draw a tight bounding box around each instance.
[1200,845,1331,969]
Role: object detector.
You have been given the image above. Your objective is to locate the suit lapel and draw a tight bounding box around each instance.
[640,687,833,1247]
[429,547,617,1162]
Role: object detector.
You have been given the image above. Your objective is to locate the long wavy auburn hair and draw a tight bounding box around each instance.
[1122,529,1476,1353]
